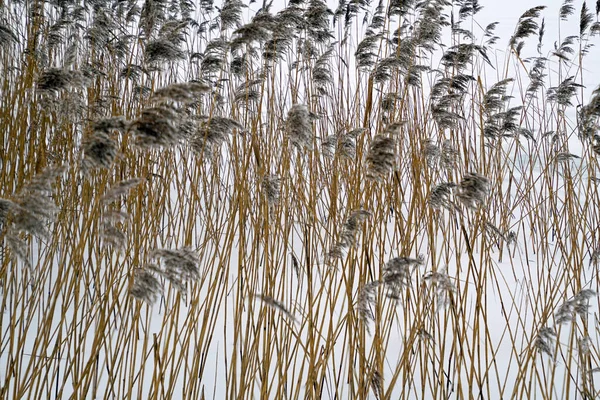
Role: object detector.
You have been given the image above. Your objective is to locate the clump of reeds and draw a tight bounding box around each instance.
[5,0,600,397]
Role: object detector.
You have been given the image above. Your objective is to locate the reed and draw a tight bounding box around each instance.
[1,0,600,398]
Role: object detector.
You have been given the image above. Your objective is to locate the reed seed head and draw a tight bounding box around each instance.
[287,104,313,151]
[366,133,396,182]
[150,248,201,293]
[130,268,164,305]
[456,172,490,209]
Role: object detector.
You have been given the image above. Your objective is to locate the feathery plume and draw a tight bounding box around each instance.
[262,175,282,206]
[423,139,440,167]
[357,281,381,333]
[0,22,18,47]
[382,256,424,299]
[188,116,245,157]
[152,81,211,103]
[37,68,89,92]
[145,38,185,64]
[1,166,65,264]
[555,289,596,325]
[82,131,119,172]
[326,209,371,263]
[253,294,296,322]
[366,134,396,182]
[428,182,457,210]
[130,267,164,304]
[102,178,144,203]
[286,104,313,151]
[130,105,185,148]
[534,326,557,357]
[456,173,490,209]
[424,267,456,310]
[150,248,201,293]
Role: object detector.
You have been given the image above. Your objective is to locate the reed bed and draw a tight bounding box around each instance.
[1,0,600,398]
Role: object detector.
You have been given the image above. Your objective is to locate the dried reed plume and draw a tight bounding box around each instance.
[0,165,65,264]
[0,22,17,47]
[145,38,185,64]
[262,175,282,205]
[82,131,119,171]
[423,267,456,310]
[423,139,440,167]
[555,289,596,325]
[534,326,557,358]
[130,267,164,304]
[370,369,384,400]
[286,104,313,151]
[37,68,89,92]
[130,105,185,148]
[253,294,297,322]
[151,81,211,104]
[456,172,490,209]
[358,256,424,332]
[100,178,143,250]
[422,139,458,169]
[322,128,362,159]
[149,248,201,293]
[102,178,144,203]
[100,222,127,250]
[428,182,457,210]
[326,209,371,262]
[382,256,424,299]
[366,127,398,181]
[188,116,245,157]
[357,281,380,333]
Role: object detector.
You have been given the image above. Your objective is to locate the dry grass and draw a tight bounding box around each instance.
[2,0,600,398]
